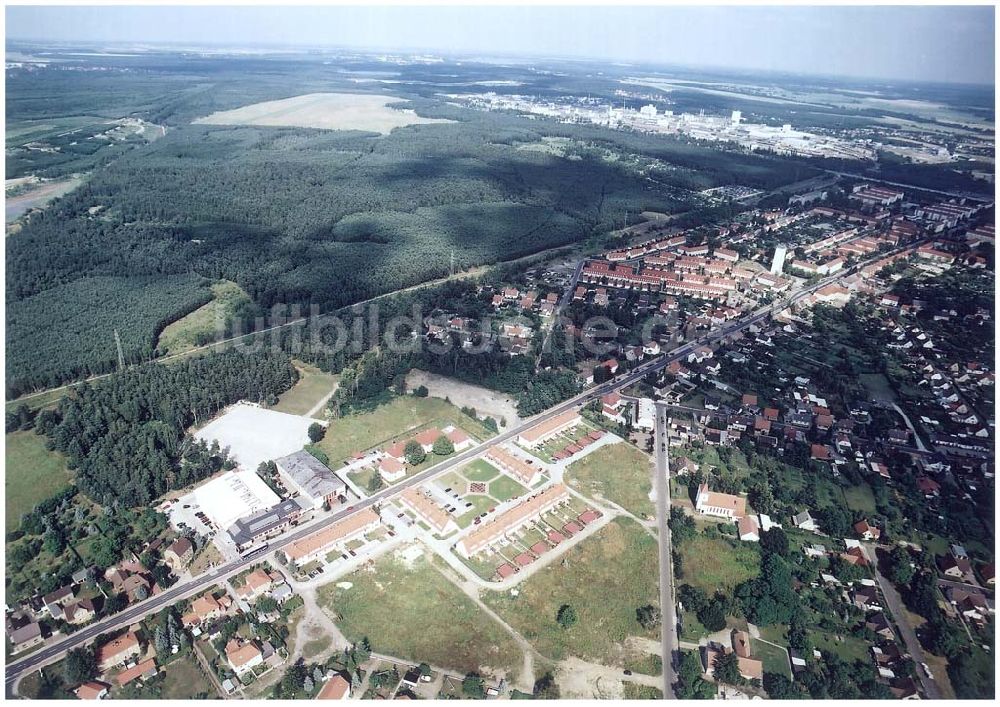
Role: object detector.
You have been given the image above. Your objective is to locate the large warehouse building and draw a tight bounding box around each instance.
[193,469,282,530]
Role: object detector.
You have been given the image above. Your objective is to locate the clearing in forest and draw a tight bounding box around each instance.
[194,92,453,134]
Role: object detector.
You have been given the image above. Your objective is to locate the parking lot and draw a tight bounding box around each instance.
[194,402,315,469]
[429,460,530,529]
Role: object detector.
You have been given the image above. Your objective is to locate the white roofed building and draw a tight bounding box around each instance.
[193,469,281,530]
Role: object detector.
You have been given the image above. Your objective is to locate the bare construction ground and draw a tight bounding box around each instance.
[405,369,522,427]
[194,92,453,135]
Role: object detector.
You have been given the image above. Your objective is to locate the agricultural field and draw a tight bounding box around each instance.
[195,92,454,135]
[317,550,523,676]
[482,517,660,665]
[5,430,73,531]
[317,394,493,466]
[564,441,655,518]
[155,280,257,356]
[271,360,340,416]
[675,532,760,595]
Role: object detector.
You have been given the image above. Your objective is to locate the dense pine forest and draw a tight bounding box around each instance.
[35,349,296,506]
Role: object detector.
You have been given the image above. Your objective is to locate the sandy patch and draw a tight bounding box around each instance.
[194,92,453,135]
[406,369,522,427]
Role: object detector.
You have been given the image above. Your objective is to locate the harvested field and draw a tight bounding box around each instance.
[194,93,453,135]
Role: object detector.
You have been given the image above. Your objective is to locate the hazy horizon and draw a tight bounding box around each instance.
[5,5,996,86]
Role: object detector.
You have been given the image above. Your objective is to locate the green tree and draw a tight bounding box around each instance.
[556,604,578,628]
[432,435,455,456]
[713,652,742,686]
[533,672,560,699]
[462,673,486,699]
[668,507,696,544]
[308,423,326,444]
[886,545,915,586]
[760,527,789,558]
[64,647,97,685]
[414,385,429,398]
[697,601,728,632]
[675,651,715,699]
[636,604,661,630]
[404,440,426,465]
[763,672,805,699]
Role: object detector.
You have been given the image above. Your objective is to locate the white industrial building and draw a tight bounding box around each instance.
[193,469,281,530]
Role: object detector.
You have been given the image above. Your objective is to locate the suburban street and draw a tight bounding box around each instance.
[654,402,677,698]
[863,544,943,699]
[4,244,918,690]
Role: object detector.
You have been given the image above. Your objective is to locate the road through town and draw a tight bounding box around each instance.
[4,245,916,690]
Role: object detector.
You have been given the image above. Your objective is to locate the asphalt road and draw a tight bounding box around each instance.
[4,244,914,688]
[654,402,677,698]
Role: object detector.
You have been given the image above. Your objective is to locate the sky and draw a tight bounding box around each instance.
[5,4,996,85]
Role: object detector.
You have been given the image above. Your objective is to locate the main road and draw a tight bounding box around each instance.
[3,244,918,689]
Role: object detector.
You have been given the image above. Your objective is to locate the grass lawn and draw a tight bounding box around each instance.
[5,430,73,531]
[623,684,663,699]
[318,552,522,676]
[4,386,68,414]
[754,638,791,678]
[680,609,709,641]
[455,495,496,529]
[316,395,493,467]
[565,442,654,518]
[347,466,380,495]
[482,517,660,665]
[463,460,500,482]
[489,474,528,502]
[156,280,253,355]
[161,655,216,699]
[841,483,877,514]
[676,533,759,595]
[811,631,870,663]
[859,373,898,404]
[623,651,663,676]
[272,360,339,416]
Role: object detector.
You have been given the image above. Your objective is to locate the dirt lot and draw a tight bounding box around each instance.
[194,93,453,135]
[405,369,521,427]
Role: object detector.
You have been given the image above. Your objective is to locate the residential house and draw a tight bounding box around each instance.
[226,639,264,677]
[317,673,352,700]
[853,519,881,541]
[851,585,881,612]
[8,620,43,653]
[695,483,747,520]
[164,537,194,573]
[182,592,227,628]
[74,682,110,700]
[115,659,158,688]
[237,568,281,603]
[62,598,97,625]
[96,631,141,671]
[737,515,760,542]
[938,553,976,583]
[792,510,819,532]
[378,456,407,484]
[866,612,895,640]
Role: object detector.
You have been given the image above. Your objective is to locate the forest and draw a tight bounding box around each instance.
[4,50,828,398]
[34,349,296,507]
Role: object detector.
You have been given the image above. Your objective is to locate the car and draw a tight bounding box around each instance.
[348,550,356,557]
[347,506,355,511]
[474,518,482,525]
[444,488,452,493]
[182,504,190,509]
[921,663,934,679]
[623,670,632,676]
[465,502,473,508]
